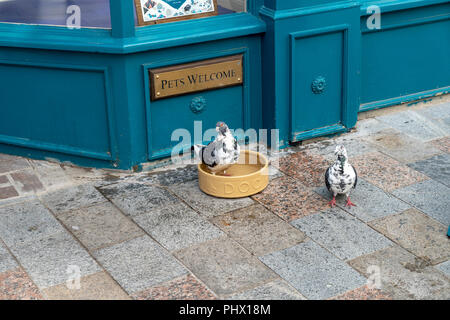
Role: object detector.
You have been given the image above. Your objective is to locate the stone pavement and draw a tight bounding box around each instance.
[0,97,449,300]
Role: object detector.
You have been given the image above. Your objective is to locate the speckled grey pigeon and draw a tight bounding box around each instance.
[325,145,358,207]
[193,122,240,175]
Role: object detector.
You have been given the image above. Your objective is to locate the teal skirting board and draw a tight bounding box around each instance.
[0,0,449,170]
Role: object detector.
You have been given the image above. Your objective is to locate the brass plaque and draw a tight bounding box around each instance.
[150,55,243,100]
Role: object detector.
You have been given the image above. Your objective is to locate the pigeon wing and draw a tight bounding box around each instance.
[216,135,239,164]
[202,141,218,167]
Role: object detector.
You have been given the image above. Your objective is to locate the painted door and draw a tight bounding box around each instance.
[290,28,347,141]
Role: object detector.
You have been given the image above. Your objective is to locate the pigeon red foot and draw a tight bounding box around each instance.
[328,196,336,207]
[345,197,356,207]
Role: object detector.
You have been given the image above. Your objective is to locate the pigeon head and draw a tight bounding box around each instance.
[216,121,229,136]
[334,145,348,163]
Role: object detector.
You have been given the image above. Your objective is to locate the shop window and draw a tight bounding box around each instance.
[0,0,246,28]
[135,0,246,26]
[217,0,246,14]
[0,0,111,28]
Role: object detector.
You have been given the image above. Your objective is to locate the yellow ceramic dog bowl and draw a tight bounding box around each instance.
[198,150,269,198]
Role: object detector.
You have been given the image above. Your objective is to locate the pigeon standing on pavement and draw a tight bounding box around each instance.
[325,145,358,207]
[193,122,240,175]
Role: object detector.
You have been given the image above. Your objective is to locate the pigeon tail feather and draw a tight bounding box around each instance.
[193,144,205,161]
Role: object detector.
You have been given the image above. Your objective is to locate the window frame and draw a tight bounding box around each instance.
[0,0,264,54]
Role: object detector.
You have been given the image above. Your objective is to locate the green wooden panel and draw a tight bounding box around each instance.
[291,30,344,135]
[0,63,113,159]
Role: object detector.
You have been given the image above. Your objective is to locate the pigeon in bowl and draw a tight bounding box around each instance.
[193,121,240,175]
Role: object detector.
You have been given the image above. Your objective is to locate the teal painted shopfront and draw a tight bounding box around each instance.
[0,0,449,170]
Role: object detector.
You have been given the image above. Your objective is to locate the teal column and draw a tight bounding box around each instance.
[248,0,264,15]
[260,0,361,147]
[109,0,136,38]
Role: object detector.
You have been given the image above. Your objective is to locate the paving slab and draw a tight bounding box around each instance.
[308,136,376,162]
[0,194,36,209]
[277,150,329,188]
[93,235,188,294]
[133,274,216,300]
[315,178,410,222]
[0,154,30,174]
[415,102,450,120]
[100,182,179,217]
[0,199,66,248]
[348,246,450,300]
[442,116,450,130]
[87,174,129,188]
[436,260,450,277]
[227,279,305,300]
[211,204,306,257]
[42,272,131,300]
[28,160,72,191]
[348,118,391,138]
[132,202,223,252]
[40,184,106,215]
[136,165,198,186]
[259,240,366,300]
[0,268,42,300]
[376,110,447,142]
[168,180,254,219]
[253,176,328,222]
[10,170,44,194]
[330,285,392,300]
[0,243,17,274]
[291,207,393,260]
[430,136,450,153]
[11,232,101,289]
[268,165,284,180]
[174,236,277,296]
[58,202,144,251]
[369,208,450,264]
[392,179,450,226]
[0,185,18,200]
[362,128,441,163]
[61,165,127,188]
[0,175,8,184]
[408,153,450,187]
[352,152,428,192]
[431,117,450,138]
